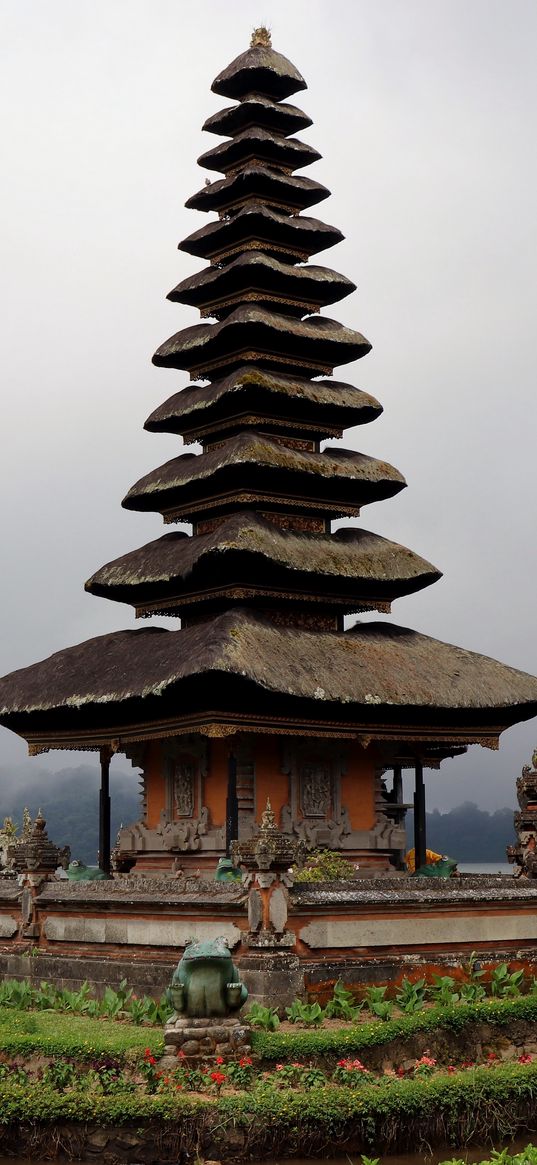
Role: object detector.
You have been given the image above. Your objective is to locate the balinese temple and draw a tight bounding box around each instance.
[1,29,537,880]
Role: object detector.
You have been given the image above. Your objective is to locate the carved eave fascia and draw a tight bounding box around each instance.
[144,368,382,444]
[203,96,312,139]
[152,307,370,381]
[197,127,321,175]
[178,203,343,264]
[167,252,354,320]
[185,167,330,217]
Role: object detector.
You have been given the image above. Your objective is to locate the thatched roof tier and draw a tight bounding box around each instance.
[211,41,307,103]
[121,433,405,522]
[152,306,370,380]
[178,202,343,264]
[197,127,321,176]
[185,167,330,217]
[167,253,353,320]
[144,367,382,444]
[2,611,536,752]
[85,513,441,615]
[203,96,312,139]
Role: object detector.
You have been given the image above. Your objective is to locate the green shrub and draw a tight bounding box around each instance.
[292,848,356,882]
[252,995,537,1062]
[246,1003,280,1031]
[395,977,426,1014]
[324,980,363,1022]
[285,1000,324,1027]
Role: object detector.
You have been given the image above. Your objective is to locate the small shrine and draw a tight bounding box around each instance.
[0,30,536,888]
[508,749,537,877]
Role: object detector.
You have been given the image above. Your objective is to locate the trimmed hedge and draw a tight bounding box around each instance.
[0,1007,164,1059]
[252,995,537,1061]
[0,1063,537,1156]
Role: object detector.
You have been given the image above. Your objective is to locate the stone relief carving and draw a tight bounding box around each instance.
[173,761,195,817]
[300,764,331,817]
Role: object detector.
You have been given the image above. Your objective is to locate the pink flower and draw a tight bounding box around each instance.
[276,1064,284,1071]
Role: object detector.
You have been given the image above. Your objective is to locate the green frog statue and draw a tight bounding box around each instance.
[167,936,248,1018]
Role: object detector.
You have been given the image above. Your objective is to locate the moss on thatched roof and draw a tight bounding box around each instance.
[121,432,405,515]
[167,251,353,316]
[197,127,321,175]
[179,202,343,262]
[203,95,312,139]
[85,513,441,607]
[211,43,307,102]
[144,367,381,438]
[1,611,537,735]
[152,305,370,378]
[185,167,329,216]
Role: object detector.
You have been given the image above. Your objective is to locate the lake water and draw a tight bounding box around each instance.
[458,862,512,874]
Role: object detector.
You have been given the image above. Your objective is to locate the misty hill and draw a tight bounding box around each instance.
[0,766,516,866]
[0,764,140,865]
[407,801,516,862]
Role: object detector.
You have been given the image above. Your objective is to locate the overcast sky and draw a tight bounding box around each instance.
[1,0,536,812]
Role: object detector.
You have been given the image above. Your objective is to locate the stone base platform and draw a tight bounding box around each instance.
[160,1015,251,1067]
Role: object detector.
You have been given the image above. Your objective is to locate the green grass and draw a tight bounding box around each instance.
[0,1006,164,1059]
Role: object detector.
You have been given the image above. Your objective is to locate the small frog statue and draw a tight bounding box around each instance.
[66,859,108,881]
[167,935,248,1017]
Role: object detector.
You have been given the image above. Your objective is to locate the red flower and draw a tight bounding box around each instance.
[215,1056,224,1065]
[210,1070,226,1086]
[276,1064,284,1071]
[447,1065,456,1074]
[239,1056,252,1067]
[519,1054,532,1064]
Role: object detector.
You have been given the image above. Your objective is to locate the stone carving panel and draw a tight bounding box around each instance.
[173,761,195,817]
[300,764,331,818]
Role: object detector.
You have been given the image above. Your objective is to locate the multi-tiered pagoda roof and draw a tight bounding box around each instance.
[1,29,536,762]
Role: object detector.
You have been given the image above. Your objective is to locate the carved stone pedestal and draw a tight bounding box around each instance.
[160,1015,251,1068]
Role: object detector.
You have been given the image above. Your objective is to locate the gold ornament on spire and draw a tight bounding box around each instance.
[250,26,272,49]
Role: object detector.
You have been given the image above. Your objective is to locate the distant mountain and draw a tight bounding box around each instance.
[0,765,140,865]
[406,801,516,862]
[0,765,516,866]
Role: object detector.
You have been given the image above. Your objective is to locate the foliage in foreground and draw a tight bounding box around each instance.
[0,1062,536,1155]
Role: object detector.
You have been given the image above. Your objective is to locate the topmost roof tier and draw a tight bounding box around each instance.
[211,29,307,102]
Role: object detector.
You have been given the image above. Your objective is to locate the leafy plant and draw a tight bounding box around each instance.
[395,977,426,1014]
[42,1058,77,1091]
[459,980,486,1004]
[271,1062,326,1088]
[490,963,524,998]
[285,1000,324,1027]
[324,980,363,1021]
[292,847,357,883]
[430,975,460,1007]
[226,1055,254,1090]
[247,1003,280,1031]
[364,986,393,1021]
[333,1057,372,1086]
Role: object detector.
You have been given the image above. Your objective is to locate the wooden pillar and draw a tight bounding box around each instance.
[393,764,403,809]
[98,746,112,876]
[413,759,426,871]
[226,752,239,856]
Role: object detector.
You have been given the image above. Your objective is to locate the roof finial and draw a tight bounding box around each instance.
[251,26,272,49]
